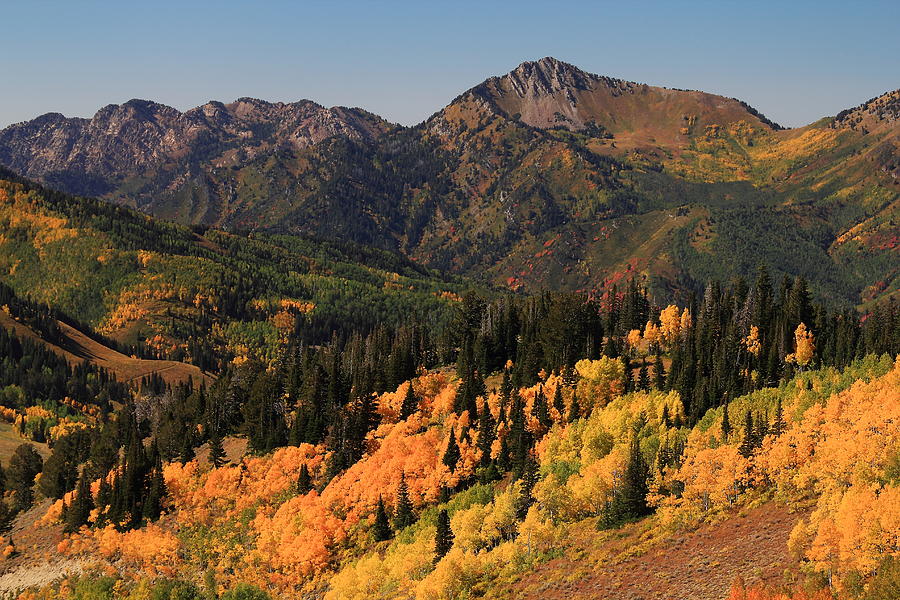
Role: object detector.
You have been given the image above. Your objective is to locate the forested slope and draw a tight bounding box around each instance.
[0,275,894,599]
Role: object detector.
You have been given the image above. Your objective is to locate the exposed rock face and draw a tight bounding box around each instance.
[498,56,601,97]
[0,98,391,198]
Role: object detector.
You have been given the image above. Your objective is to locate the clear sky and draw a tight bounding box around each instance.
[2,0,898,129]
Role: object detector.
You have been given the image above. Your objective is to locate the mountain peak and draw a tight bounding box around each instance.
[505,56,598,97]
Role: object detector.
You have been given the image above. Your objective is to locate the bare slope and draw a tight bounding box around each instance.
[0,312,208,386]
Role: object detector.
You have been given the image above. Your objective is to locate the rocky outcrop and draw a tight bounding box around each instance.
[0,98,391,198]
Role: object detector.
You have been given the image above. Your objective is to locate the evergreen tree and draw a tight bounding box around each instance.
[508,392,531,478]
[476,405,496,466]
[500,370,513,409]
[532,386,552,431]
[552,385,565,418]
[772,398,786,437]
[622,355,633,392]
[653,354,666,390]
[638,362,650,391]
[179,433,196,464]
[143,445,166,522]
[393,471,415,530]
[755,410,769,442]
[612,434,650,523]
[296,464,313,494]
[399,382,419,420]
[208,428,226,469]
[442,427,460,471]
[567,389,581,422]
[372,495,392,542]
[7,443,43,511]
[0,500,13,534]
[64,471,94,533]
[94,478,112,527]
[38,428,91,499]
[739,410,756,458]
[434,509,454,562]
[515,455,539,520]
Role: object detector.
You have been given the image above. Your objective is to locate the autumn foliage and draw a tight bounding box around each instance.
[33,341,900,598]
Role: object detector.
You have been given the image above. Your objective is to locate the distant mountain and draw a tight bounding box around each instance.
[1,58,897,307]
[462,56,782,139]
[0,98,392,220]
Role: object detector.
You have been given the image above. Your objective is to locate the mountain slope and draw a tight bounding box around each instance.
[0,309,207,386]
[0,98,392,222]
[1,59,897,307]
[0,167,463,368]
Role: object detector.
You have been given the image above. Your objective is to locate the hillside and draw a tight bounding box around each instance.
[0,311,206,386]
[0,167,464,369]
[6,350,898,599]
[0,268,894,597]
[1,58,897,307]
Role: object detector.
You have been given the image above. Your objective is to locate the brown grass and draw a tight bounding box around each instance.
[0,423,49,466]
[0,313,210,387]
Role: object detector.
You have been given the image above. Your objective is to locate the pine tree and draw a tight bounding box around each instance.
[476,405,496,466]
[296,464,312,494]
[442,427,460,471]
[739,410,755,458]
[661,404,671,429]
[508,392,531,478]
[143,446,166,523]
[94,477,112,527]
[532,386,552,431]
[208,429,226,469]
[614,433,650,522]
[107,471,125,527]
[653,354,666,390]
[567,389,581,422]
[515,455,539,520]
[8,443,43,511]
[399,382,418,420]
[434,509,454,562]
[179,433,196,464]
[500,370,513,409]
[552,385,565,418]
[755,410,769,442]
[372,495,392,542]
[393,471,415,530]
[497,431,511,472]
[64,471,93,533]
[638,362,650,391]
[772,398,786,436]
[622,355,633,392]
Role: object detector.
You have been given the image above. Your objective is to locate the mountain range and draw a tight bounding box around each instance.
[1,57,897,306]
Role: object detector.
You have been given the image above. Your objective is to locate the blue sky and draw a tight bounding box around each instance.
[2,0,898,128]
